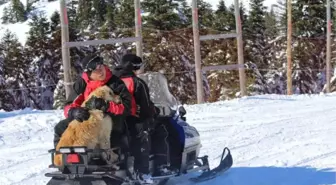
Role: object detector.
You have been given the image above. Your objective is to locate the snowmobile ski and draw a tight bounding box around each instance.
[189,147,233,183]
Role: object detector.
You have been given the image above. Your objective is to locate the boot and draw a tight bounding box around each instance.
[136,172,153,184]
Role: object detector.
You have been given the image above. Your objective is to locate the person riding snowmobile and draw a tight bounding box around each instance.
[112,54,171,183]
[53,54,131,151]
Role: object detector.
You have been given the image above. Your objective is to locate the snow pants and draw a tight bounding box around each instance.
[127,121,151,174]
[53,117,72,148]
[127,118,170,175]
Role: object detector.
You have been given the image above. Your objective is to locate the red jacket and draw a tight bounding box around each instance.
[63,66,128,118]
[112,63,156,122]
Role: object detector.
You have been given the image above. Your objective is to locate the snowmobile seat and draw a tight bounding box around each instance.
[155,103,176,117]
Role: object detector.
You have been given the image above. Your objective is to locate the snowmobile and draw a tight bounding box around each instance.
[45,72,233,185]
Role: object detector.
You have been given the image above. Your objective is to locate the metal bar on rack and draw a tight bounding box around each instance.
[65,37,141,48]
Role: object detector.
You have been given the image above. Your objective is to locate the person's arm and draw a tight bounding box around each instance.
[106,75,132,116]
[63,94,84,117]
[134,78,155,121]
[63,78,86,118]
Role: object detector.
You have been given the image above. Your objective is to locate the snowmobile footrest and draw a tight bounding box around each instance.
[45,171,126,182]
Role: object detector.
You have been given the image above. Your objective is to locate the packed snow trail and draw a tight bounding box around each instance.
[0,94,336,185]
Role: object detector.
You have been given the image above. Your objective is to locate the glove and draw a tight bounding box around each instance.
[85,96,109,112]
[69,107,90,122]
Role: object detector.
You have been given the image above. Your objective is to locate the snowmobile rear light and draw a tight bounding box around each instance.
[66,154,80,163]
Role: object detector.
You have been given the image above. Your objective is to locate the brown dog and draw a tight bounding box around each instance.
[54,85,121,168]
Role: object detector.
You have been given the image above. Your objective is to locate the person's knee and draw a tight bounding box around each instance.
[153,124,168,138]
[53,118,72,147]
[54,119,70,134]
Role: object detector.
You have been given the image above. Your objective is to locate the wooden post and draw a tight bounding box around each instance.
[192,0,204,104]
[286,0,293,95]
[135,0,144,73]
[326,0,331,93]
[60,0,73,101]
[234,0,247,96]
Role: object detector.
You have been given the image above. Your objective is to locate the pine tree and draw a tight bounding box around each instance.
[11,0,27,23]
[0,55,5,110]
[25,11,50,56]
[176,0,191,27]
[0,30,32,110]
[140,0,208,103]
[66,0,79,28]
[0,56,4,85]
[25,11,60,109]
[262,7,286,94]
[26,0,35,15]
[196,0,214,29]
[141,0,186,30]
[50,11,60,31]
[293,0,326,37]
[114,0,134,29]
[213,0,234,31]
[275,0,287,30]
[201,0,239,101]
[0,0,27,24]
[92,0,107,28]
[265,7,279,40]
[244,0,271,94]
[77,0,92,30]
[105,0,118,28]
[1,7,10,24]
[291,0,326,93]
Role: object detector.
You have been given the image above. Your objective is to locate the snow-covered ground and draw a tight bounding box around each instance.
[0,93,335,185]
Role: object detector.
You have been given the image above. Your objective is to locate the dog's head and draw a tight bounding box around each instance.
[89,85,121,104]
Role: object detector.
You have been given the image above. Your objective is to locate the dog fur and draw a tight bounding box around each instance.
[54,85,121,167]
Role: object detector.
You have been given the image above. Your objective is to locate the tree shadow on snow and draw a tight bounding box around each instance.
[244,96,296,101]
[208,166,335,185]
[0,109,55,119]
[168,166,336,185]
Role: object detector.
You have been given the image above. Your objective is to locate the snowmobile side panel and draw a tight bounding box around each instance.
[168,117,185,146]
[169,115,201,162]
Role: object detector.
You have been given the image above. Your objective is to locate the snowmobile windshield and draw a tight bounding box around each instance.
[138,72,180,109]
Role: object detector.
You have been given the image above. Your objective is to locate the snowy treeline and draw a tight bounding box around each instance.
[0,0,336,111]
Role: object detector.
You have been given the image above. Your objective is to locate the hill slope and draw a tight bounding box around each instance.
[0,0,59,44]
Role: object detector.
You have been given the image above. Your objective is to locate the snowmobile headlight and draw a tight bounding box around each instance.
[73,147,86,153]
[59,148,71,153]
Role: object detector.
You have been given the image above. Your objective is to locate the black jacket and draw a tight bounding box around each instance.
[53,73,132,148]
[113,63,156,123]
[73,74,132,116]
